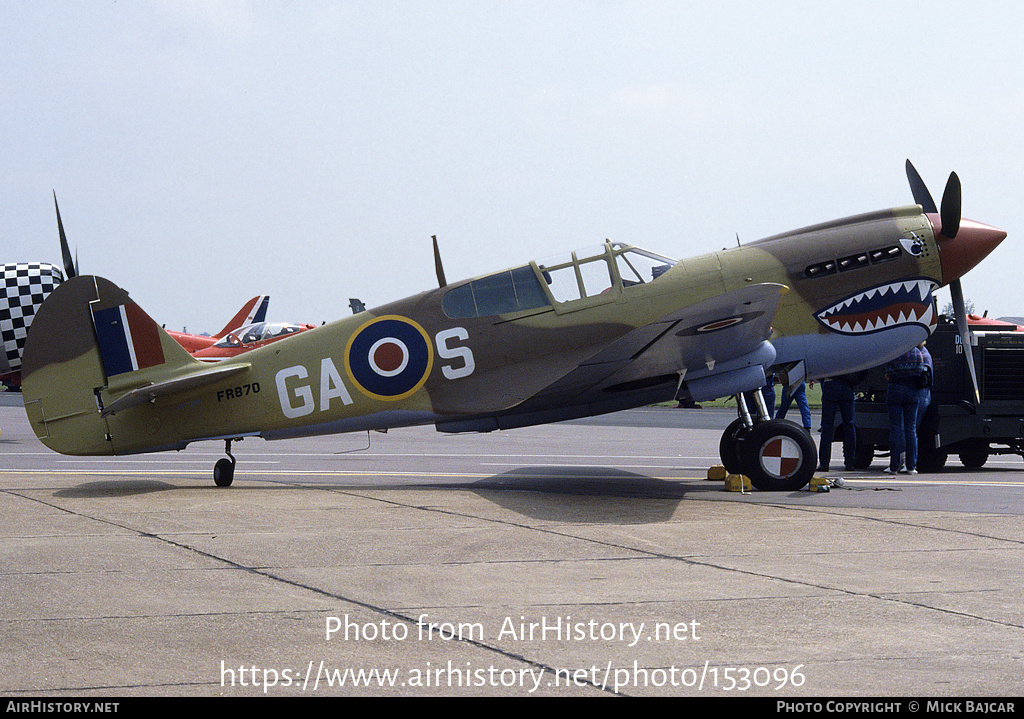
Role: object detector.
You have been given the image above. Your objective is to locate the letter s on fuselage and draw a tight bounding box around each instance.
[436,327,475,380]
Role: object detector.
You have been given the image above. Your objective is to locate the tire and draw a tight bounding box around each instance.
[719,417,750,475]
[740,419,817,491]
[853,440,874,470]
[214,458,235,487]
[917,446,947,473]
[959,448,989,468]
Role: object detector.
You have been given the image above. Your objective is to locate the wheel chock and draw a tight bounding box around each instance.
[707,464,728,481]
[809,476,830,492]
[724,474,751,492]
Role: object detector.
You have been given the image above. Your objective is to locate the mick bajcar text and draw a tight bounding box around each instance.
[778,701,1015,714]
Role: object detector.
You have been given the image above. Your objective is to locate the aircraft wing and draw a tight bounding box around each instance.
[519,283,787,407]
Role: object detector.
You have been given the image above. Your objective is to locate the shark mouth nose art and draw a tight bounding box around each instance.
[815,279,937,335]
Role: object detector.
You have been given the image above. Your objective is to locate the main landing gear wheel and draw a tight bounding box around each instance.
[739,420,817,492]
[213,438,239,487]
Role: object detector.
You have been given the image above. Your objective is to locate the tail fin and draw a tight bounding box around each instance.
[22,275,246,456]
[213,295,270,339]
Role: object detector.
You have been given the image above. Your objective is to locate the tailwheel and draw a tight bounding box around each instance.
[740,419,816,491]
[214,458,235,487]
[213,438,239,487]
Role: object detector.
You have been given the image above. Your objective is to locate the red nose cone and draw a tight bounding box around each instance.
[930,214,1007,285]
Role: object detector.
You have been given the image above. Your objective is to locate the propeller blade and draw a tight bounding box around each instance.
[940,171,962,239]
[53,191,76,279]
[905,159,938,213]
[432,234,447,288]
[950,278,980,404]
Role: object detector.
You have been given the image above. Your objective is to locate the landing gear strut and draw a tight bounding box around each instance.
[718,392,817,491]
[213,438,239,487]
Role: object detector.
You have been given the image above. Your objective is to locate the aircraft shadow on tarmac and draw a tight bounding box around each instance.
[53,479,178,498]
[459,466,691,524]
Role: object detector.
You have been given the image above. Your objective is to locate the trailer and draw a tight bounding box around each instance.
[848,317,1024,471]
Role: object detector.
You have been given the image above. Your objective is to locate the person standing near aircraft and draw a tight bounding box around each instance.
[816,372,865,472]
[916,340,933,429]
[776,381,812,433]
[884,346,927,474]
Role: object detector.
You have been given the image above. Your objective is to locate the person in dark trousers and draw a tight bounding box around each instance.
[776,381,812,432]
[884,346,927,474]
[817,372,866,472]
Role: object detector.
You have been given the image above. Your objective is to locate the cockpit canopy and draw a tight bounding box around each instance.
[214,322,307,348]
[442,242,676,320]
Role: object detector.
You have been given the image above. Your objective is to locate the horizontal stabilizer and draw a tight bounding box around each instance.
[100,362,250,416]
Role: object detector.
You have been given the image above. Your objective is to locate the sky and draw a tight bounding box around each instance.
[3,1,1022,332]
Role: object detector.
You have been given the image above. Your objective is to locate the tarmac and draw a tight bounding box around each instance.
[1,394,1022,697]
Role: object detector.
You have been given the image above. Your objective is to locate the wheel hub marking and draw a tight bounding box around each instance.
[759,437,803,479]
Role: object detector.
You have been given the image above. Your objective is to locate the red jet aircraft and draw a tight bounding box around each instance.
[192,320,317,361]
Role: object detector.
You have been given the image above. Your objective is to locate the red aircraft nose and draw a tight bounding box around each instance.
[929,214,1007,285]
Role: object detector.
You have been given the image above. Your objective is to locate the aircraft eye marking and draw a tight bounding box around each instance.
[345,315,433,400]
[900,234,924,256]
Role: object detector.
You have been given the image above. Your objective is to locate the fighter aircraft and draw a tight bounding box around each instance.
[20,162,1006,491]
[165,296,271,354]
[191,320,317,361]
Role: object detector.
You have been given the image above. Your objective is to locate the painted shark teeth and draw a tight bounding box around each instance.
[815,279,937,335]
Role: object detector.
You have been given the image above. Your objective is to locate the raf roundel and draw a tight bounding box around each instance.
[345,316,433,400]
